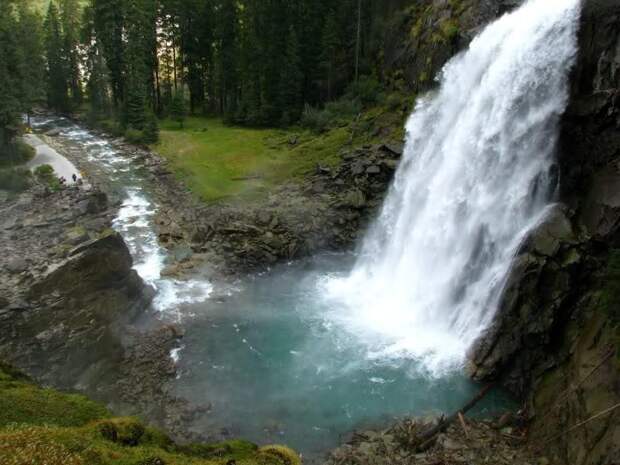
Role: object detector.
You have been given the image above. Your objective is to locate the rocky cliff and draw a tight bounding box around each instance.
[468,1,620,464]
[0,185,151,391]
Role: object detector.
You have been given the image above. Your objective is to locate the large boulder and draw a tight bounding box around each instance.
[0,232,151,389]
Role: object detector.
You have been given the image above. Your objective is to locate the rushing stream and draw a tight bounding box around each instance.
[30,0,580,459]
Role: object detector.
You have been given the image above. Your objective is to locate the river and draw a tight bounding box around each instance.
[29,116,513,459]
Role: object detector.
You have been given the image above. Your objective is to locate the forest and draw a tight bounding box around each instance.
[0,0,410,153]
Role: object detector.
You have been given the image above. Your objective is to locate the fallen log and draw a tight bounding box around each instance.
[415,383,495,451]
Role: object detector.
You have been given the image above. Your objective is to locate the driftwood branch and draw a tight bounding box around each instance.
[415,383,494,451]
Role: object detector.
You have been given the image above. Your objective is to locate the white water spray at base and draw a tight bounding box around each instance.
[324,0,581,376]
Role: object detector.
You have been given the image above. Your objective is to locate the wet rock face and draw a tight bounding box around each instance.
[560,0,620,240]
[381,0,519,93]
[0,187,151,390]
[467,1,620,463]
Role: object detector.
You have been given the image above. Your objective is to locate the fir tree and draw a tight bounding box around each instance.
[170,91,187,128]
[279,26,304,126]
[45,1,70,113]
[321,10,341,101]
[15,3,46,125]
[0,0,22,157]
[60,0,83,108]
[217,0,239,117]
[92,0,125,109]
[143,110,160,143]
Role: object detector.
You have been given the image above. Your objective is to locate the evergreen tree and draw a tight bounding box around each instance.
[279,26,304,126]
[82,5,110,121]
[122,0,158,131]
[92,0,125,109]
[15,3,46,125]
[143,110,160,143]
[217,0,239,117]
[170,91,187,128]
[0,0,22,157]
[60,0,83,108]
[45,1,70,113]
[321,10,341,101]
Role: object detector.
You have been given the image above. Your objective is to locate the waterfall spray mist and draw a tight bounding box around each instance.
[324,0,582,376]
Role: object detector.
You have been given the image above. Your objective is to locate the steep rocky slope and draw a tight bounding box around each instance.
[0,185,152,390]
[468,1,620,464]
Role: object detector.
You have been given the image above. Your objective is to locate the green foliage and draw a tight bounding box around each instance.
[34,163,62,190]
[0,364,109,428]
[34,164,55,178]
[346,75,383,105]
[124,128,145,145]
[301,98,362,133]
[0,141,36,168]
[300,104,332,133]
[386,92,404,111]
[99,119,124,137]
[169,92,187,128]
[0,168,32,193]
[143,112,160,144]
[0,363,300,465]
[45,1,70,113]
[439,18,459,42]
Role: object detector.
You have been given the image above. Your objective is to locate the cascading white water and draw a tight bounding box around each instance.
[325,0,582,375]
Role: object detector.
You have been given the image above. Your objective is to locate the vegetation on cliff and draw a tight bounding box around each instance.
[0,363,300,465]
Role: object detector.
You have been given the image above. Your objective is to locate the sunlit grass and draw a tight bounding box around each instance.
[155,117,345,202]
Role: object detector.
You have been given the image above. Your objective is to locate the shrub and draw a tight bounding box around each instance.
[15,141,35,164]
[346,75,383,105]
[300,104,331,133]
[125,129,145,145]
[34,164,54,178]
[385,93,401,111]
[34,164,61,191]
[325,98,362,120]
[0,168,31,192]
[99,120,124,138]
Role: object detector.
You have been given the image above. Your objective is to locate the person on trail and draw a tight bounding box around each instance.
[72,173,77,183]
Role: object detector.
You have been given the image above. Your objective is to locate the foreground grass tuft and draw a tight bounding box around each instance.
[0,363,299,465]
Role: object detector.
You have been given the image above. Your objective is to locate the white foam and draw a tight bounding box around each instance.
[324,0,581,377]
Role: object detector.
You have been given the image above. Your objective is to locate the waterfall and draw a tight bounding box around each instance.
[324,0,582,375]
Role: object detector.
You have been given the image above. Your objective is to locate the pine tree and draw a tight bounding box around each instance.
[321,10,341,101]
[45,1,70,113]
[0,0,22,158]
[92,0,125,109]
[60,0,83,108]
[122,0,158,130]
[279,26,304,126]
[170,91,186,128]
[143,110,160,143]
[82,5,110,122]
[15,3,46,125]
[217,0,239,118]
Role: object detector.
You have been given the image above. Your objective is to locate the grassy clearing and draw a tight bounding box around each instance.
[154,103,408,203]
[156,117,343,202]
[0,363,300,465]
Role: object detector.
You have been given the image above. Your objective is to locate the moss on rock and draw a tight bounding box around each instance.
[0,364,299,465]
